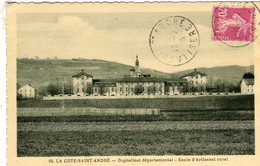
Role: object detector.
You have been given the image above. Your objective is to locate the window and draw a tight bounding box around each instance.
[196,75,198,79]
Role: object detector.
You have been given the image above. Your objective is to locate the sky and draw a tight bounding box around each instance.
[17,12,254,73]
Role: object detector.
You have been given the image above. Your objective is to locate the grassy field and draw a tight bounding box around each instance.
[17,128,254,156]
[17,109,255,156]
[17,110,254,122]
[17,95,254,110]
[17,95,255,156]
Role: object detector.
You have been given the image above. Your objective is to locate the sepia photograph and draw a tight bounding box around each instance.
[6,2,260,165]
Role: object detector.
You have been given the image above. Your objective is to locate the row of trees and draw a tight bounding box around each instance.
[35,78,241,96]
[205,78,241,93]
[44,82,163,96]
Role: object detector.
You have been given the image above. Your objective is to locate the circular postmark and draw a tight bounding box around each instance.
[149,16,200,66]
[212,2,260,47]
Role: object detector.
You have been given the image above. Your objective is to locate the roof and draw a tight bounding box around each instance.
[116,77,167,82]
[243,72,254,79]
[243,78,254,86]
[72,69,93,78]
[93,79,116,87]
[93,77,187,84]
[180,69,207,78]
[19,84,35,90]
[165,78,188,85]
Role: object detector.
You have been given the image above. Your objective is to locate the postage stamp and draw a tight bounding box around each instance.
[149,16,199,66]
[212,2,260,47]
[213,7,255,42]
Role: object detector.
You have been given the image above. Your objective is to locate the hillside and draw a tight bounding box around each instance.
[17,58,169,89]
[172,65,254,83]
[17,58,254,89]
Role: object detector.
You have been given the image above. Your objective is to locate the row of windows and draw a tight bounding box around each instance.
[192,75,205,79]
[20,89,34,93]
[191,80,203,84]
[93,87,116,92]
[117,82,163,86]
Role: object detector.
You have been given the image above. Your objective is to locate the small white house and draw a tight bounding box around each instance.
[241,73,254,94]
[18,84,36,98]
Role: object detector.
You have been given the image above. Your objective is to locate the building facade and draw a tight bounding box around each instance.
[72,56,206,96]
[72,69,93,96]
[18,84,36,98]
[241,72,254,94]
[180,69,207,91]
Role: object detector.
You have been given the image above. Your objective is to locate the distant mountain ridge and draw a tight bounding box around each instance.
[173,65,254,83]
[17,58,254,89]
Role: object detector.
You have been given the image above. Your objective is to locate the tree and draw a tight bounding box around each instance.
[16,83,23,100]
[86,85,93,95]
[164,85,170,94]
[64,81,73,94]
[148,85,156,95]
[99,84,106,95]
[47,82,60,96]
[134,84,144,95]
[190,85,197,93]
[182,83,189,94]
[158,85,163,95]
[37,86,48,97]
[17,83,21,91]
[214,79,226,92]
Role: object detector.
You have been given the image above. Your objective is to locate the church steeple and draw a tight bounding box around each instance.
[135,55,140,74]
[135,55,139,67]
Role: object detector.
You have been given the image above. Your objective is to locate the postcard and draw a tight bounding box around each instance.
[6,2,260,166]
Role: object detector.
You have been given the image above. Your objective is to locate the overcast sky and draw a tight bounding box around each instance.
[17,12,254,73]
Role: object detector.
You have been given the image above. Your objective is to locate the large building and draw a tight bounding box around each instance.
[241,72,254,94]
[72,69,93,96]
[180,69,207,87]
[72,56,207,96]
[18,84,36,98]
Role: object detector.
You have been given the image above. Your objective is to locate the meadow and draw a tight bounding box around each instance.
[18,127,254,156]
[17,95,255,156]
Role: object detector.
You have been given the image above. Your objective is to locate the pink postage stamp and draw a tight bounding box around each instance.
[213,7,255,42]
